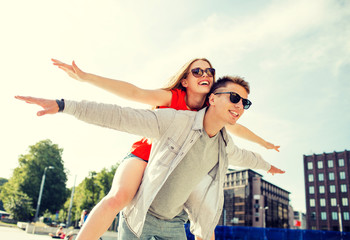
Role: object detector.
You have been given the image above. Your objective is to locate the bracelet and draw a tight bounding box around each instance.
[56,99,65,112]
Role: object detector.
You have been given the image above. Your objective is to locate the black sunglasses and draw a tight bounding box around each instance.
[214,92,252,110]
[191,68,215,78]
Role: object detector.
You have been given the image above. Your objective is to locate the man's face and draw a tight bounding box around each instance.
[211,82,248,125]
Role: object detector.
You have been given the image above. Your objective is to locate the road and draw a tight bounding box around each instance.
[0,226,52,240]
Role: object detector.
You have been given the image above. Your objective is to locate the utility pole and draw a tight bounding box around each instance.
[66,175,77,227]
[34,166,54,222]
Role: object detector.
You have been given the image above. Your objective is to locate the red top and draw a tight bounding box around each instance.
[130,89,191,161]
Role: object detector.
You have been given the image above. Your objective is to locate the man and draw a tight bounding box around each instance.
[16,76,284,240]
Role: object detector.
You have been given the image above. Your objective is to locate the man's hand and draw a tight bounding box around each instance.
[267,165,285,175]
[51,58,87,82]
[15,96,59,116]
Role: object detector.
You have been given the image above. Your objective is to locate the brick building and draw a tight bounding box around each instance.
[304,150,350,231]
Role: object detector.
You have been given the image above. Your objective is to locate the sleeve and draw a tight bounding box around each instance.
[63,100,176,140]
[226,135,271,171]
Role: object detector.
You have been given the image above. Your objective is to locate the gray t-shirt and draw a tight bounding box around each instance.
[148,130,219,220]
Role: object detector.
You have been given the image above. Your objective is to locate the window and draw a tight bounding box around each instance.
[321,212,327,220]
[308,174,314,182]
[331,198,337,207]
[328,160,333,168]
[307,162,313,170]
[329,172,335,180]
[342,198,349,206]
[319,186,325,194]
[311,212,316,220]
[309,186,315,194]
[320,198,326,207]
[341,184,347,193]
[330,185,336,193]
[318,173,324,181]
[332,212,338,220]
[318,161,323,169]
[339,158,344,167]
[310,199,315,207]
[340,171,346,179]
[344,212,350,221]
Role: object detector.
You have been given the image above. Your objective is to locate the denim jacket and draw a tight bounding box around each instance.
[64,100,271,240]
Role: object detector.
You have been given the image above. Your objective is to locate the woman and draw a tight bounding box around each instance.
[51,58,279,240]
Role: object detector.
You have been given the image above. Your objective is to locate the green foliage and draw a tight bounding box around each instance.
[0,139,69,221]
[68,164,118,224]
[3,191,34,221]
[0,177,8,210]
[0,177,7,187]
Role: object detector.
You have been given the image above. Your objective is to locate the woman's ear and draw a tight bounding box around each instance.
[181,79,188,88]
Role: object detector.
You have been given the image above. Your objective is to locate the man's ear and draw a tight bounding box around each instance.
[208,93,215,106]
[181,79,188,88]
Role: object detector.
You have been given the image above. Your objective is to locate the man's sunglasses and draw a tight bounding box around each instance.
[191,68,215,78]
[214,92,252,110]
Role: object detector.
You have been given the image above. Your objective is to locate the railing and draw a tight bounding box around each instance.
[185,225,350,240]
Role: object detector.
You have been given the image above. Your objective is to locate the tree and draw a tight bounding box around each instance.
[0,177,8,211]
[3,191,34,221]
[0,139,68,220]
[67,164,118,225]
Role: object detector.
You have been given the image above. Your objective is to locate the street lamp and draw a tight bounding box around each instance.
[34,166,54,221]
[260,206,268,228]
[260,206,269,240]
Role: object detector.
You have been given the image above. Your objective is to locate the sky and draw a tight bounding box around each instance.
[1,0,349,213]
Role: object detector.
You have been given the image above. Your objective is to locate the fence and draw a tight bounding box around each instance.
[185,225,350,240]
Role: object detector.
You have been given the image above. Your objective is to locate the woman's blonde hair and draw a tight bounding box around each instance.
[162,58,215,91]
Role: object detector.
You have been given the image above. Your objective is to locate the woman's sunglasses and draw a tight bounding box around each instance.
[214,92,252,110]
[191,68,215,78]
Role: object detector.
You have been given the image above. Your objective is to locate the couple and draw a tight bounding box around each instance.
[16,58,284,240]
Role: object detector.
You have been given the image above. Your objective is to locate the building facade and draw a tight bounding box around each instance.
[293,211,307,229]
[304,150,350,231]
[218,169,290,228]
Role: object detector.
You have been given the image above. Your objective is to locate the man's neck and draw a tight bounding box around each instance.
[185,91,207,110]
[203,107,225,138]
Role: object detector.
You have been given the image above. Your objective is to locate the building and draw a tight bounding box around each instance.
[304,150,350,231]
[293,211,307,229]
[218,169,290,228]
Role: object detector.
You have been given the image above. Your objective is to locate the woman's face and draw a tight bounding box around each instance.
[181,60,214,95]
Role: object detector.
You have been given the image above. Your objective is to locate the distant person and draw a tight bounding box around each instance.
[49,226,65,239]
[79,210,88,228]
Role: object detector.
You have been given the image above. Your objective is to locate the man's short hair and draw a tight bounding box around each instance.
[210,76,250,94]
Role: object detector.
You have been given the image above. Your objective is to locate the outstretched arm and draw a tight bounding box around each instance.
[15,96,59,116]
[51,59,172,107]
[226,123,280,152]
[226,135,285,175]
[15,95,173,140]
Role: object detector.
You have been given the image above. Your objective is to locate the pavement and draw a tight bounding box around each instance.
[0,225,119,240]
[0,225,51,240]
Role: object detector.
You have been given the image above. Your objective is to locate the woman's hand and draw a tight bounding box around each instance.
[15,96,59,116]
[263,141,280,152]
[51,58,88,82]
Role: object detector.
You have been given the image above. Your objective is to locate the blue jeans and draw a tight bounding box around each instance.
[118,212,188,240]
